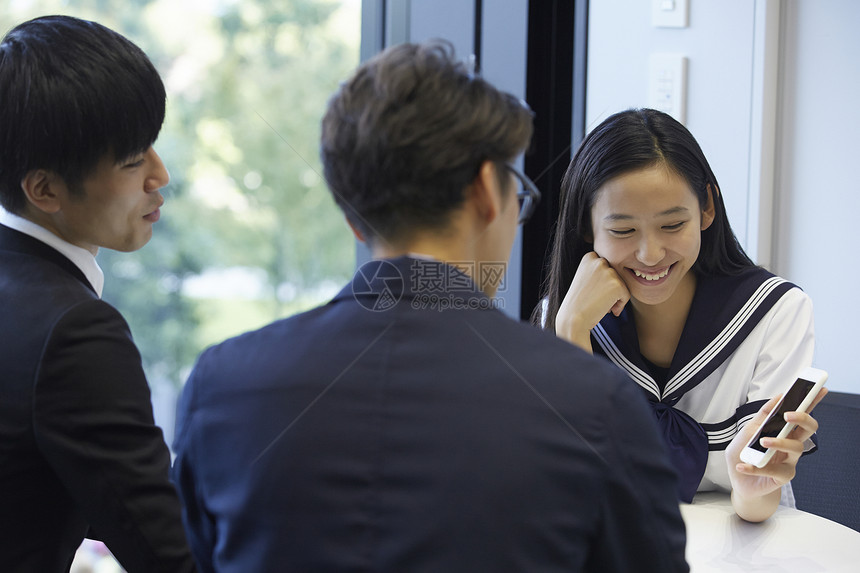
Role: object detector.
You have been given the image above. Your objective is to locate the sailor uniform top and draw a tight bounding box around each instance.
[591,266,815,502]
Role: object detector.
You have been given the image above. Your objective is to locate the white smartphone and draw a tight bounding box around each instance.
[739,366,828,468]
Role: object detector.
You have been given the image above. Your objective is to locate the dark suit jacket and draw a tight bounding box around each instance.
[173,256,688,573]
[0,223,195,572]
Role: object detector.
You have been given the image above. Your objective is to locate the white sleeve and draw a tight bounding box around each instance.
[745,287,818,464]
[745,287,815,406]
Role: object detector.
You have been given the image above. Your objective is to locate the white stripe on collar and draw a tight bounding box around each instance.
[592,323,661,398]
[0,208,105,297]
[593,276,789,402]
[662,277,787,396]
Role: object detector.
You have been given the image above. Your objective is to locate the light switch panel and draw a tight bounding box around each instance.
[649,53,688,124]
[652,0,689,28]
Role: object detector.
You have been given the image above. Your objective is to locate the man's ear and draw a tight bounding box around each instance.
[701,184,717,231]
[345,216,366,243]
[20,170,63,214]
[469,160,503,224]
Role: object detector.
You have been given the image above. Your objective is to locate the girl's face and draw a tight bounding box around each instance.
[589,164,714,308]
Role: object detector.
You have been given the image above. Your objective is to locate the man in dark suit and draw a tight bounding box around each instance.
[173,41,689,572]
[0,16,195,572]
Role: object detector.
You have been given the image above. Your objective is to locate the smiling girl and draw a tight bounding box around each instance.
[540,108,825,521]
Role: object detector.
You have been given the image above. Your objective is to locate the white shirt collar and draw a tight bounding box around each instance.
[407,252,439,261]
[0,208,105,297]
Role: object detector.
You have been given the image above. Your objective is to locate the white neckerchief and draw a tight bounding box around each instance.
[0,209,105,297]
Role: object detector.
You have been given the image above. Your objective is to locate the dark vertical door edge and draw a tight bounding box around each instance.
[473,0,483,72]
[520,0,587,321]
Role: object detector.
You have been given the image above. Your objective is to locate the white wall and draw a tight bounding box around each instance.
[586,0,859,393]
[774,0,860,394]
[586,0,757,250]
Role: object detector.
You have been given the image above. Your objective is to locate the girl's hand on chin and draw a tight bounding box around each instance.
[555,252,630,352]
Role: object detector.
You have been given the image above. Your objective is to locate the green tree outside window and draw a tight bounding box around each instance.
[1,0,360,389]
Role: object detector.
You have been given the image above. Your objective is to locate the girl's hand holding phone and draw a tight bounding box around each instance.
[555,252,630,353]
[725,382,828,521]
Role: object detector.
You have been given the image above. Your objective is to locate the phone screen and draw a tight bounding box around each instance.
[749,376,816,453]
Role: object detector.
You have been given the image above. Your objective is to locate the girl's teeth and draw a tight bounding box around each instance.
[634,268,669,281]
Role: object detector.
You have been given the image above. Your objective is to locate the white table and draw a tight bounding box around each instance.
[681,492,860,572]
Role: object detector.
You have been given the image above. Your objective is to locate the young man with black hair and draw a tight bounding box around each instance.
[173,41,689,572]
[0,15,195,572]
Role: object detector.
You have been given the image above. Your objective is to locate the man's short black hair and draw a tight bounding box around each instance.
[320,40,533,244]
[0,15,166,213]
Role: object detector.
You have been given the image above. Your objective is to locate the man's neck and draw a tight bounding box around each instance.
[0,208,105,296]
[369,238,498,297]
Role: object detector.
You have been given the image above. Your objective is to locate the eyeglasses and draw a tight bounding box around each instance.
[505,164,541,224]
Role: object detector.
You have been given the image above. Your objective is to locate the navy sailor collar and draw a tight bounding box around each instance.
[592,266,797,404]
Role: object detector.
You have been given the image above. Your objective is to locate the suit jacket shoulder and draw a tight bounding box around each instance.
[0,224,195,572]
